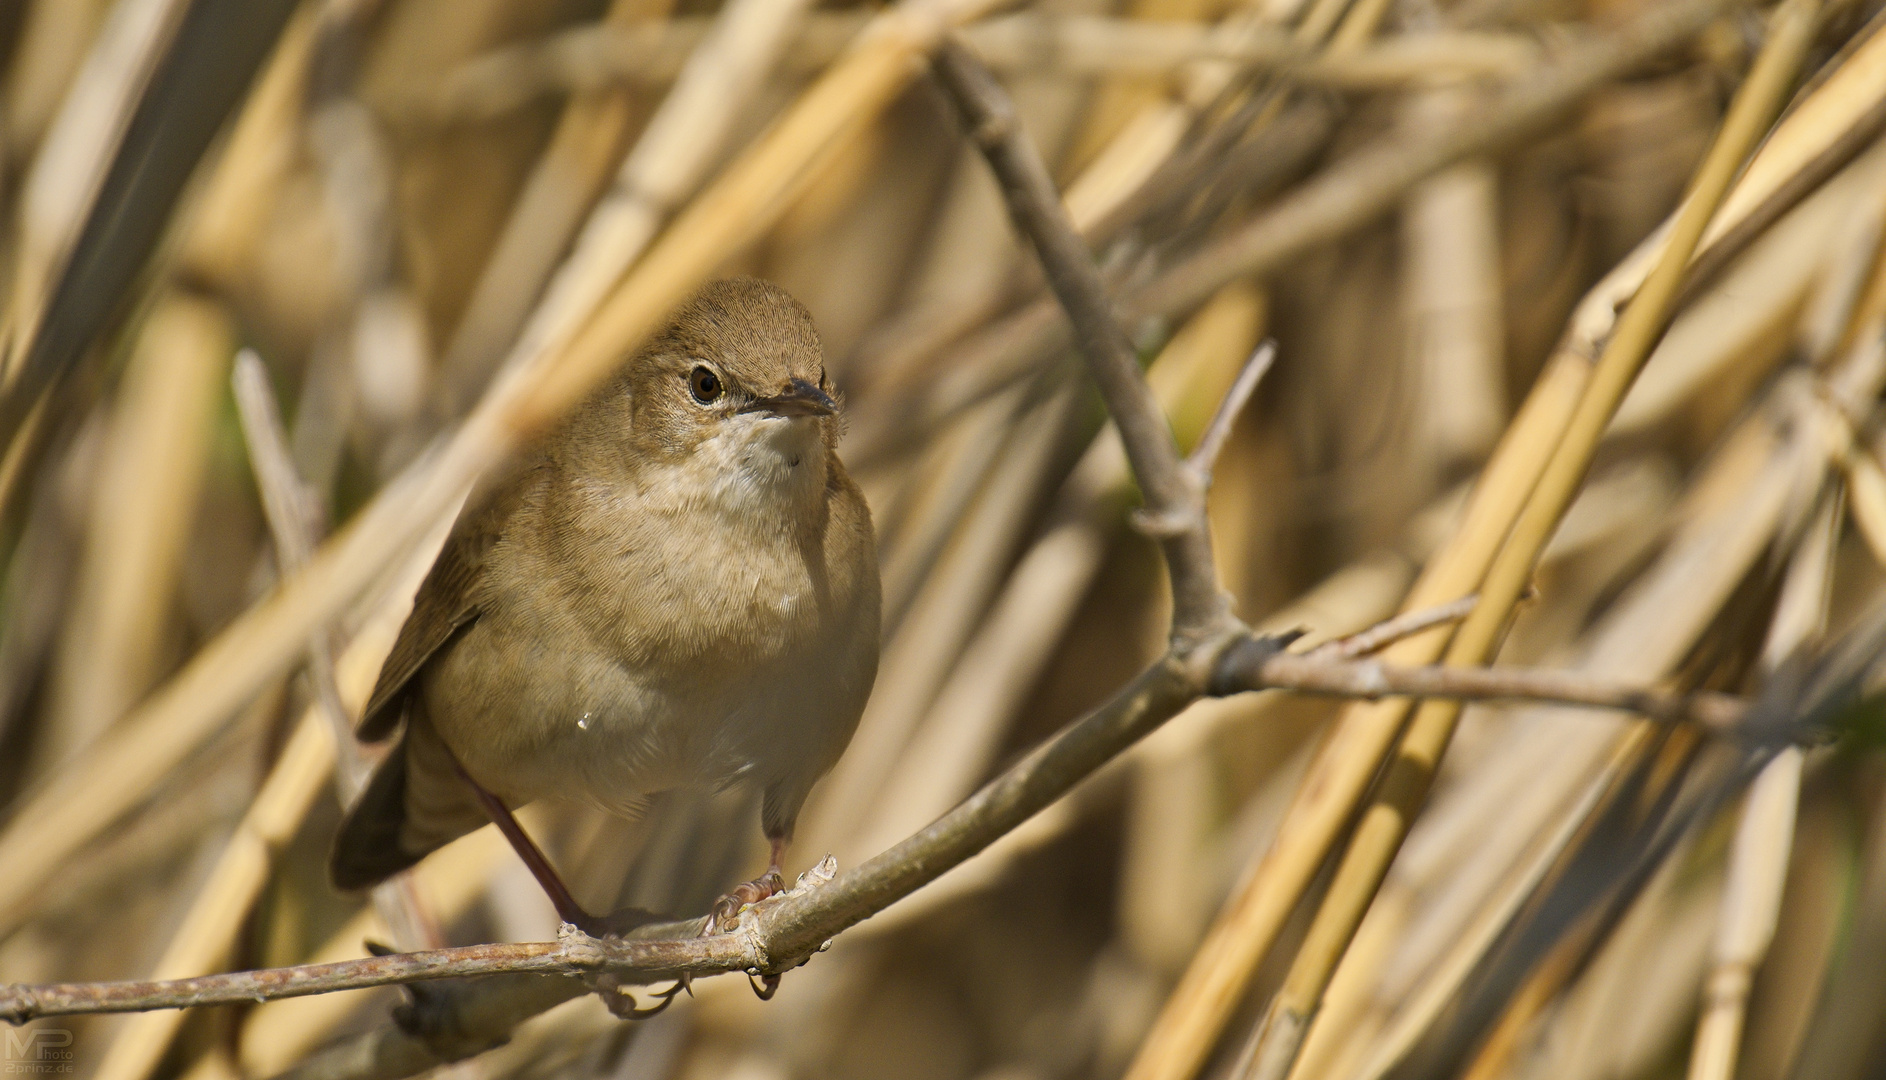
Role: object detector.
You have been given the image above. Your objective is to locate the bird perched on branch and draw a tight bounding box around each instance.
[330,278,880,944]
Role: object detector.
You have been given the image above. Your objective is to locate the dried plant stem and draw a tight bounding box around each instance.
[857,0,1755,470]
[425,15,1538,122]
[441,0,814,412]
[0,0,1001,942]
[1120,1,1814,1076]
[1307,595,1482,661]
[0,641,1765,1026]
[1685,496,1833,1080]
[235,350,439,954]
[87,711,335,1080]
[1134,0,1758,319]
[0,43,1796,1040]
[932,36,1230,642]
[1233,5,1821,1077]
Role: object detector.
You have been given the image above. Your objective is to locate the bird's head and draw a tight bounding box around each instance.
[565,278,839,485]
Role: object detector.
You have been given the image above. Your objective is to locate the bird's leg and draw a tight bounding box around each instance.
[448,752,657,937]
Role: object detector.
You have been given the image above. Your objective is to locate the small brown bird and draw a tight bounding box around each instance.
[330,278,880,940]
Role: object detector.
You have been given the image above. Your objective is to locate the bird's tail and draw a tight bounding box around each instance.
[329,715,488,890]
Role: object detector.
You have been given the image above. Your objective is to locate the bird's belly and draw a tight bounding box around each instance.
[420,624,788,816]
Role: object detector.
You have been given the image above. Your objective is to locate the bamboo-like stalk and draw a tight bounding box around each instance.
[1232,7,1821,1076]
[418,14,1539,124]
[0,0,1004,941]
[2,0,185,387]
[1120,2,1829,1076]
[436,0,816,413]
[40,293,232,768]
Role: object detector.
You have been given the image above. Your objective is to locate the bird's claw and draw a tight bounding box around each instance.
[700,867,785,936]
[749,972,781,1000]
[594,971,691,1020]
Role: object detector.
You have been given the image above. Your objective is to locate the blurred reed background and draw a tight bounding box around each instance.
[2,0,1886,1078]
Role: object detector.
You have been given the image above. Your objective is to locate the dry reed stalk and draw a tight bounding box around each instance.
[234,349,441,956]
[1,0,115,163]
[865,0,1764,487]
[801,384,1079,869]
[848,279,1264,865]
[437,0,808,412]
[1228,4,1819,1074]
[1844,445,1886,564]
[39,293,232,769]
[0,0,1003,940]
[86,710,334,1080]
[1122,3,1830,1075]
[427,14,1539,123]
[1610,163,1872,435]
[1685,756,1806,1079]
[435,0,677,409]
[1347,317,1885,1080]
[1680,446,1837,1080]
[1398,92,1504,478]
[1325,135,1886,1080]
[81,480,459,1080]
[855,556,1409,944]
[1,0,184,386]
[235,830,508,1078]
[466,0,824,413]
[175,6,317,294]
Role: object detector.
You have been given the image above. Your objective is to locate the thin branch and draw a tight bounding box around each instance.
[232,351,351,767]
[932,35,1231,642]
[1187,340,1276,485]
[232,349,442,954]
[1222,648,1749,732]
[0,645,1762,1024]
[1306,590,1538,661]
[1308,595,1479,660]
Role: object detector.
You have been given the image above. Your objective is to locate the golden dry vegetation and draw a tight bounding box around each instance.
[0,0,1885,1079]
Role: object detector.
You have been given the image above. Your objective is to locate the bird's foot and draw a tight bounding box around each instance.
[593,971,691,1020]
[699,867,785,937]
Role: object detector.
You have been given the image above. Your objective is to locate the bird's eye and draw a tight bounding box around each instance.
[688,366,722,404]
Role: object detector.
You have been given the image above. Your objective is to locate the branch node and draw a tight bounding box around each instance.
[1130,506,1200,538]
[1207,630,1308,697]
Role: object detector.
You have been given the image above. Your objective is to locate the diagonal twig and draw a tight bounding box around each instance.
[1186,340,1276,486]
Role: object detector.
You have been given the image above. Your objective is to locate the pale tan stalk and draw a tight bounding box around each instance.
[88,712,336,1080]
[0,0,1003,939]
[850,280,1263,864]
[472,0,822,416]
[1399,91,1506,470]
[1,0,114,163]
[85,503,452,1080]
[1123,3,1819,1076]
[236,831,507,1077]
[1232,8,1819,1076]
[2,0,186,385]
[425,15,1537,120]
[1844,446,1886,564]
[40,294,232,767]
[1684,495,1835,1080]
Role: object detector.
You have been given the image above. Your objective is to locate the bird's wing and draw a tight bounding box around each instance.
[355,461,540,742]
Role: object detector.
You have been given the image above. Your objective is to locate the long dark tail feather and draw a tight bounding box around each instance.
[330,733,426,891]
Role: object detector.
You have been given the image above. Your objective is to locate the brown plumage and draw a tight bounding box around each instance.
[330,279,880,920]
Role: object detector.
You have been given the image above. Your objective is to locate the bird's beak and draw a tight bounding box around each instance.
[744,378,836,418]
